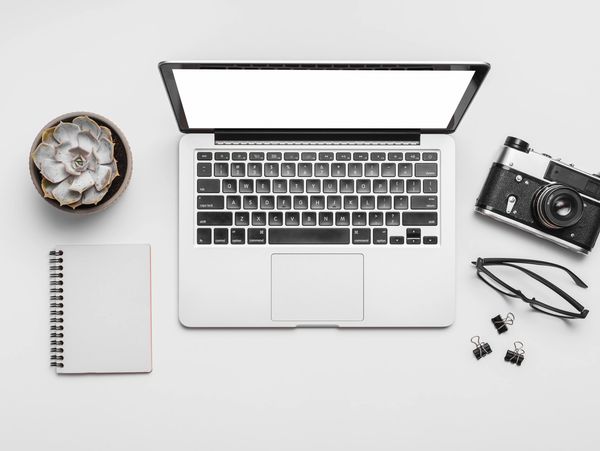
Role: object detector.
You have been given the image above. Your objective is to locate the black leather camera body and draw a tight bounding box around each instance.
[476,137,600,254]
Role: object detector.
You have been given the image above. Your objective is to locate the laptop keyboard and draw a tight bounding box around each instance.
[195,150,440,245]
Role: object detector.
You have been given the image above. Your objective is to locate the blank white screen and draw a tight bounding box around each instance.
[173,68,475,129]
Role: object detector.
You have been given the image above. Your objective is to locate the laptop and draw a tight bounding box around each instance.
[159,61,489,327]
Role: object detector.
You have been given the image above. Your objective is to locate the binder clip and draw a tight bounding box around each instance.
[504,341,525,366]
[491,312,515,334]
[471,336,492,360]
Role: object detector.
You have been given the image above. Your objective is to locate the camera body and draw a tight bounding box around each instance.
[476,137,600,254]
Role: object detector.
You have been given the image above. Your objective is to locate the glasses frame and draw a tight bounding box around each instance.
[472,258,589,319]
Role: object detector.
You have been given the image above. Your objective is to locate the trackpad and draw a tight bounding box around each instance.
[271,254,364,322]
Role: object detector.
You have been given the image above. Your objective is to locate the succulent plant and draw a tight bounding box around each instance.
[31,116,119,208]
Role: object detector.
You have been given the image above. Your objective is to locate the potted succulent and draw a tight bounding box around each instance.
[29,112,132,214]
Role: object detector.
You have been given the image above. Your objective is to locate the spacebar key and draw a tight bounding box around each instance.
[269,228,350,244]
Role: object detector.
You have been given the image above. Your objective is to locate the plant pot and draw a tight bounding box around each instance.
[29,111,132,214]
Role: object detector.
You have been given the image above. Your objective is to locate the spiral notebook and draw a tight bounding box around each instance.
[50,244,152,374]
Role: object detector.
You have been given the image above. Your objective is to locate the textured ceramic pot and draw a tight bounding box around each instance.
[29,111,132,214]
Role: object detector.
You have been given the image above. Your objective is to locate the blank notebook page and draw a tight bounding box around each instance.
[54,244,152,374]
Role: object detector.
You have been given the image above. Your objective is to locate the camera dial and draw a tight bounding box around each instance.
[504,136,530,153]
[533,184,584,229]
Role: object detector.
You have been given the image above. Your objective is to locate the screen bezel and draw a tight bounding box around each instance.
[158,61,490,135]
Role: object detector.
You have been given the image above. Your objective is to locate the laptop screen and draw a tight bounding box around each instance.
[160,63,489,133]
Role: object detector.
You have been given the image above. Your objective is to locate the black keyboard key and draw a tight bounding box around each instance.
[269,212,283,226]
[231,228,245,244]
[373,180,387,193]
[197,195,224,210]
[197,212,233,226]
[302,212,317,226]
[386,212,400,226]
[423,179,438,193]
[423,152,438,161]
[390,236,404,245]
[197,152,212,160]
[281,163,296,177]
[319,152,334,161]
[336,152,351,161]
[310,195,325,210]
[284,152,299,161]
[267,152,282,161]
[260,195,275,210]
[243,196,258,210]
[371,152,386,161]
[197,163,211,177]
[424,236,438,245]
[231,162,245,177]
[285,212,300,226]
[252,212,266,226]
[381,163,396,177]
[407,228,421,238]
[222,179,237,193]
[405,152,420,161]
[235,212,249,226]
[247,163,262,177]
[294,195,308,210]
[369,212,384,226]
[249,152,265,161]
[319,212,334,226]
[226,195,241,209]
[348,163,363,177]
[214,162,229,177]
[290,180,304,193]
[415,163,438,177]
[323,180,337,193]
[273,179,287,193]
[270,228,350,244]
[301,152,317,161]
[388,152,403,161]
[377,195,392,210]
[365,163,379,177]
[398,163,412,177]
[336,212,350,226]
[403,212,438,226]
[390,180,404,193]
[298,163,312,177]
[248,228,267,244]
[373,228,388,244]
[352,212,367,226]
[232,152,247,161]
[214,228,228,244]
[407,238,421,245]
[197,228,211,245]
[411,195,438,210]
[407,179,421,193]
[314,163,329,177]
[352,228,370,244]
[344,195,359,210]
[197,179,220,193]
[256,179,270,193]
[357,180,371,193]
[340,179,354,193]
[264,163,279,177]
[331,163,346,177]
[394,195,409,210]
[215,152,230,161]
[327,195,342,210]
[361,196,375,210]
[239,179,253,193]
[306,179,321,193]
[277,196,292,210]
[353,152,368,161]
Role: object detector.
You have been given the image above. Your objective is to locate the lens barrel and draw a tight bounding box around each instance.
[533,184,584,229]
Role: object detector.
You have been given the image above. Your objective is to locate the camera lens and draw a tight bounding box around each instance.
[504,136,530,153]
[533,185,584,229]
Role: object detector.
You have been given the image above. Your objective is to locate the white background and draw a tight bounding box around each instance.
[1,1,599,450]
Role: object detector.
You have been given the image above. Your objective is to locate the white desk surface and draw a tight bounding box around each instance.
[1,1,599,450]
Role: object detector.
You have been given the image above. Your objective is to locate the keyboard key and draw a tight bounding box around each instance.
[365,163,379,177]
[388,152,403,161]
[197,179,219,193]
[373,180,387,193]
[424,236,438,245]
[244,196,258,210]
[282,163,296,177]
[354,152,368,161]
[284,152,299,161]
[222,179,236,193]
[197,163,211,177]
[423,152,438,161]
[298,163,312,177]
[405,152,420,161]
[319,212,333,226]
[232,152,247,161]
[377,195,392,210]
[319,152,334,161]
[264,163,279,177]
[269,212,283,226]
[331,163,346,177]
[348,163,363,177]
[252,212,266,226]
[398,163,412,177]
[301,152,317,161]
[215,152,230,161]
[371,152,386,161]
[247,163,262,177]
[256,179,270,193]
[407,228,421,238]
[260,195,275,210]
[352,212,367,226]
[294,195,308,210]
[235,212,249,226]
[381,163,396,177]
[270,228,350,244]
[386,212,400,226]
[306,179,321,193]
[226,195,241,209]
[407,179,421,193]
[357,180,371,193]
[197,152,212,160]
[231,162,245,177]
[340,179,354,193]
[361,196,375,210]
[267,152,282,161]
[273,179,287,193]
[239,179,253,193]
[248,228,267,244]
[214,162,229,177]
[336,152,351,161]
[344,196,358,210]
[411,195,438,210]
[197,212,233,226]
[310,196,325,210]
[277,196,292,210]
[394,196,409,210]
[352,228,370,244]
[373,228,388,244]
[415,163,438,177]
[249,152,265,161]
[323,180,337,193]
[407,238,421,245]
[423,179,438,193]
[214,228,228,244]
[336,212,350,226]
[327,195,342,210]
[403,212,438,226]
[231,228,245,244]
[390,180,404,193]
[197,195,224,210]
[369,212,384,226]
[289,179,304,193]
[197,228,211,244]
[390,236,404,245]
[315,163,329,177]
[302,212,317,226]
[285,212,300,226]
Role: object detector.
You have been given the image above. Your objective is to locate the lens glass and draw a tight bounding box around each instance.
[535,185,583,229]
[551,196,573,217]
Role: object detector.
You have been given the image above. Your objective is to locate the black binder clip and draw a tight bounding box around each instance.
[471,336,493,360]
[504,341,525,366]
[491,312,515,334]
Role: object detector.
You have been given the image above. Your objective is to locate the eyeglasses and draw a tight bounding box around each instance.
[472,258,589,319]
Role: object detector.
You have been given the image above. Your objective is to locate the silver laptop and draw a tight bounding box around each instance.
[159,61,489,327]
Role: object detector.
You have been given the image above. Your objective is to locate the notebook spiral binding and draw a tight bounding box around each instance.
[49,250,64,368]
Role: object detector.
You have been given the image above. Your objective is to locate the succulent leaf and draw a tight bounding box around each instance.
[40,159,69,183]
[94,138,114,164]
[53,122,79,147]
[77,131,97,154]
[52,177,82,206]
[70,171,95,193]
[41,178,57,199]
[73,116,101,140]
[82,186,108,205]
[32,142,56,170]
[99,126,112,141]
[42,127,58,145]
[93,165,112,191]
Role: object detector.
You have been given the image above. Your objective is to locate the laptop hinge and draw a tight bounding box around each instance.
[214,129,421,145]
